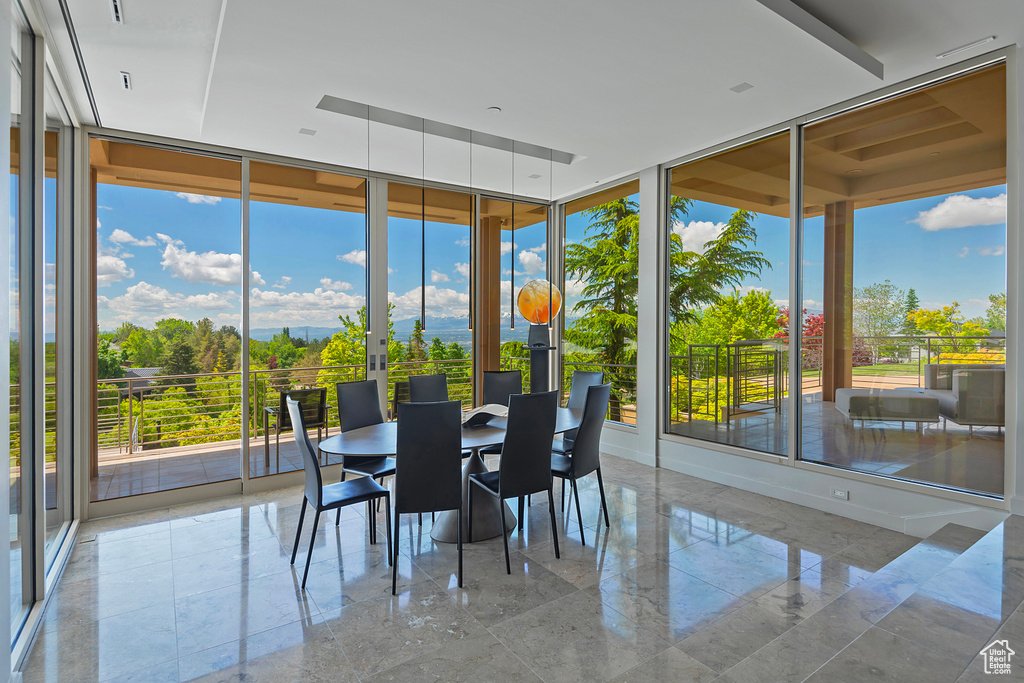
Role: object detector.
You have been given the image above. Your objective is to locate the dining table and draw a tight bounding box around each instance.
[316,406,583,543]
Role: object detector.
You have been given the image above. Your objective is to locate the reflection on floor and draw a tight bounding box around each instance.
[90,435,343,502]
[669,396,1004,496]
[25,453,1022,682]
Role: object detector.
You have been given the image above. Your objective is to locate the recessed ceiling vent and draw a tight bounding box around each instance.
[120,71,131,90]
[109,0,124,25]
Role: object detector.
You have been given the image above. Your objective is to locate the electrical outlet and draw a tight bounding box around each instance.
[831,488,849,501]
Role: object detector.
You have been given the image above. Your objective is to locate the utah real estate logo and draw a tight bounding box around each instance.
[980,639,1014,675]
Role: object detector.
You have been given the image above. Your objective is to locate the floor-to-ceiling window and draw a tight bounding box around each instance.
[8,30,23,636]
[386,183,474,410]
[664,134,791,455]
[799,63,1007,496]
[563,181,640,423]
[248,161,367,476]
[477,198,547,393]
[91,139,242,501]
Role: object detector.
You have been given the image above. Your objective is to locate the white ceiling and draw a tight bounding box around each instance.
[42,0,1022,200]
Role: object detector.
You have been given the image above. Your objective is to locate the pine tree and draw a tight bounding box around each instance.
[901,288,920,334]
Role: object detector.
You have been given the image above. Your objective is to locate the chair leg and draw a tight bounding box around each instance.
[571,478,586,546]
[457,506,464,588]
[372,497,380,544]
[301,508,321,589]
[561,478,566,512]
[499,499,511,575]
[547,488,560,559]
[468,483,474,543]
[392,511,400,595]
[418,513,423,526]
[384,493,392,566]
[595,467,610,528]
[518,496,525,530]
[290,501,306,564]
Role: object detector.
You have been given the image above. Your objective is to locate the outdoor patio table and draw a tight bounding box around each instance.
[317,407,583,543]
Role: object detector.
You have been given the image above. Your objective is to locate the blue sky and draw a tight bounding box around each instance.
[95,184,548,336]
[95,181,1006,334]
[671,184,1007,320]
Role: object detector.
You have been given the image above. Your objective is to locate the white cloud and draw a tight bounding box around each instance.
[526,243,546,253]
[389,285,470,318]
[99,282,238,324]
[96,255,134,286]
[272,276,292,290]
[251,270,266,286]
[158,234,253,286]
[978,245,1006,256]
[453,262,470,279]
[910,193,1006,230]
[732,285,769,296]
[98,205,114,211]
[454,238,470,248]
[518,250,544,276]
[430,270,450,283]
[249,287,366,327]
[175,192,222,205]
[319,277,354,292]
[565,278,586,298]
[673,220,726,253]
[109,229,157,247]
[339,249,366,267]
[956,247,970,258]
[500,241,513,255]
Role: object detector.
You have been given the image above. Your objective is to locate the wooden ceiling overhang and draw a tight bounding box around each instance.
[90,139,548,230]
[669,63,1006,219]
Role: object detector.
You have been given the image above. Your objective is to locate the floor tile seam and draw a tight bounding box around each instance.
[95,656,179,683]
[874,622,995,664]
[478,619,549,683]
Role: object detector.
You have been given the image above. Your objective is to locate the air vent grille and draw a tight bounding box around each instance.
[120,71,131,90]
[109,0,124,25]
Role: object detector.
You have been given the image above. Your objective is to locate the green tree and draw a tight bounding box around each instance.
[565,195,769,420]
[428,336,447,360]
[686,290,781,346]
[910,303,990,354]
[853,280,906,338]
[160,335,200,382]
[446,342,466,360]
[984,292,1006,332]
[901,288,921,335]
[97,340,126,380]
[124,328,163,367]
[406,319,427,361]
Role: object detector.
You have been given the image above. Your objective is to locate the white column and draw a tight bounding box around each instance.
[636,166,660,465]
[1009,48,1023,513]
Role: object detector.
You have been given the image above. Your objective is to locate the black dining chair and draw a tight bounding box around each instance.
[478,370,524,457]
[336,379,396,519]
[390,380,411,420]
[468,390,560,574]
[482,370,523,406]
[392,400,464,594]
[409,373,449,402]
[552,383,612,546]
[553,370,604,455]
[263,387,329,470]
[287,398,392,589]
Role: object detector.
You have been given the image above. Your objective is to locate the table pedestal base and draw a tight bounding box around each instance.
[431,450,515,543]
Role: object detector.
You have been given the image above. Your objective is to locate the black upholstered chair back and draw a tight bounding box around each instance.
[482,370,523,406]
[288,398,323,507]
[278,388,327,431]
[395,401,462,514]
[566,371,604,409]
[499,390,558,497]
[570,384,611,478]
[336,379,384,432]
[409,373,449,402]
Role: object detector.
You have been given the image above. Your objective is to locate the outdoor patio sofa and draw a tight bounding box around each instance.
[834,363,1005,432]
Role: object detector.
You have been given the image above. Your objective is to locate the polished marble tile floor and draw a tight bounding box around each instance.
[33,454,1020,682]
